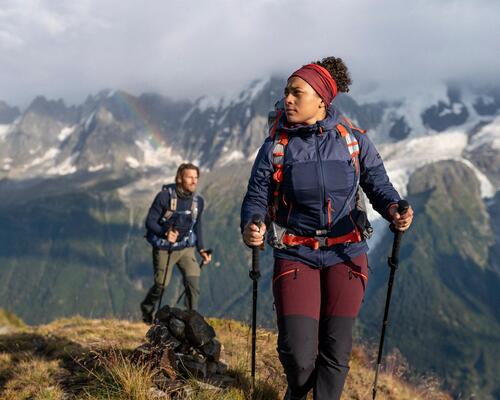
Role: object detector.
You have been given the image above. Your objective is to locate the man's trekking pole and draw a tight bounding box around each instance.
[372,199,410,400]
[176,249,213,305]
[249,214,263,390]
[155,226,177,322]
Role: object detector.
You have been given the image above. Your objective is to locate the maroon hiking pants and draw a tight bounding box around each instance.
[273,253,369,400]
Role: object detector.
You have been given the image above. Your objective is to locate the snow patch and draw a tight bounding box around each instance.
[380,131,468,198]
[126,156,140,169]
[468,116,500,151]
[248,147,260,162]
[84,111,96,131]
[135,138,184,168]
[195,78,269,112]
[47,153,79,176]
[27,148,60,168]
[460,159,496,198]
[438,103,465,117]
[219,150,244,166]
[58,125,75,141]
[196,96,220,112]
[0,124,14,141]
[88,163,109,172]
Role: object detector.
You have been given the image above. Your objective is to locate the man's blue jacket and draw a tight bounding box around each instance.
[146,184,205,251]
[240,105,400,268]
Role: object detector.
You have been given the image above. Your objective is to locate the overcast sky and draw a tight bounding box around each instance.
[1,0,499,107]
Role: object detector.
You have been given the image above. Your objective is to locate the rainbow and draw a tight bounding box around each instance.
[110,90,168,149]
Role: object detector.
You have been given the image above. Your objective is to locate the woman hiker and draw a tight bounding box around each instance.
[240,56,414,400]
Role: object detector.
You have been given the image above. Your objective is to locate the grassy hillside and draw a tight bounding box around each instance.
[360,160,500,399]
[0,312,451,399]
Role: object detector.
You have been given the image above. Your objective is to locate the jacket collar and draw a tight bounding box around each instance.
[279,104,342,136]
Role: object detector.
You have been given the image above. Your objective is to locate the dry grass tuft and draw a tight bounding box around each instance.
[80,349,156,400]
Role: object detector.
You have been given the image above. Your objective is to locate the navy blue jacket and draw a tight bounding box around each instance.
[241,105,400,268]
[146,184,205,251]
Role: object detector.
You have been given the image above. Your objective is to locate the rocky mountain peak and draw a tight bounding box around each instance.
[0,100,20,124]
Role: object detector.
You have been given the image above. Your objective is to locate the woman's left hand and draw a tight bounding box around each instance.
[388,204,414,231]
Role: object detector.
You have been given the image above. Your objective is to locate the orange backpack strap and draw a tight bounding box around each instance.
[342,116,367,134]
[337,123,361,175]
[269,110,283,140]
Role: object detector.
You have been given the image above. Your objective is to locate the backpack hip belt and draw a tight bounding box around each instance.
[267,220,362,250]
[282,229,362,250]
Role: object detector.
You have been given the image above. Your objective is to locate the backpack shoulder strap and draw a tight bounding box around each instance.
[342,116,367,134]
[191,195,199,223]
[336,123,361,176]
[162,186,177,221]
[269,130,289,220]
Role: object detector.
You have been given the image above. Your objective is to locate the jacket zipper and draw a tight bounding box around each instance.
[316,127,327,267]
[327,198,333,229]
[315,128,327,229]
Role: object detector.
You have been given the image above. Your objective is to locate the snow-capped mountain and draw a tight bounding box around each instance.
[2,79,498,217]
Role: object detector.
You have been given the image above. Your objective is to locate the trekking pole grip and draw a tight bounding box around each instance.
[250,214,263,281]
[390,200,410,267]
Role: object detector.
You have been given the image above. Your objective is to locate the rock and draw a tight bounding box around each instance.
[184,311,216,347]
[178,354,208,378]
[159,348,178,380]
[210,373,236,387]
[200,338,221,362]
[168,317,186,340]
[156,305,171,323]
[147,324,182,350]
[148,387,169,399]
[152,373,171,390]
[132,343,154,362]
[170,307,190,322]
[207,361,218,375]
[216,361,228,375]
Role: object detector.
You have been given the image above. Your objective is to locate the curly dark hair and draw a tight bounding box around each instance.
[313,56,352,93]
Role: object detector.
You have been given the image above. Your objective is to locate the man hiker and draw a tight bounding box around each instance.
[141,163,211,324]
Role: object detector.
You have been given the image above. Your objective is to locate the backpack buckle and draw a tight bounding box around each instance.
[315,236,328,248]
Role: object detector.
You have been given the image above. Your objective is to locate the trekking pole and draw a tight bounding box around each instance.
[373,199,410,400]
[155,225,177,322]
[176,248,213,305]
[249,214,263,390]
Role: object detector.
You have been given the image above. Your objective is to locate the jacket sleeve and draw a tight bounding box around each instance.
[240,138,274,232]
[194,197,205,252]
[145,191,170,236]
[357,132,401,221]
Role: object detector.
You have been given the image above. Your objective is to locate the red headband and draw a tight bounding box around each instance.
[289,63,338,105]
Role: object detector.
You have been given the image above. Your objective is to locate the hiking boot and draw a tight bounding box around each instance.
[140,303,154,325]
[284,387,307,400]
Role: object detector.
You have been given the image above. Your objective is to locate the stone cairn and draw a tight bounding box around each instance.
[133,305,231,395]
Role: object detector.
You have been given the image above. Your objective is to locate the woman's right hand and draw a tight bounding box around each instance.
[242,222,267,247]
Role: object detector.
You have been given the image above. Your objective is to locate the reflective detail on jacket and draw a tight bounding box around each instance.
[240,105,400,268]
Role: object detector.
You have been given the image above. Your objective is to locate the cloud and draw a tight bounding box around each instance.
[0,0,499,106]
